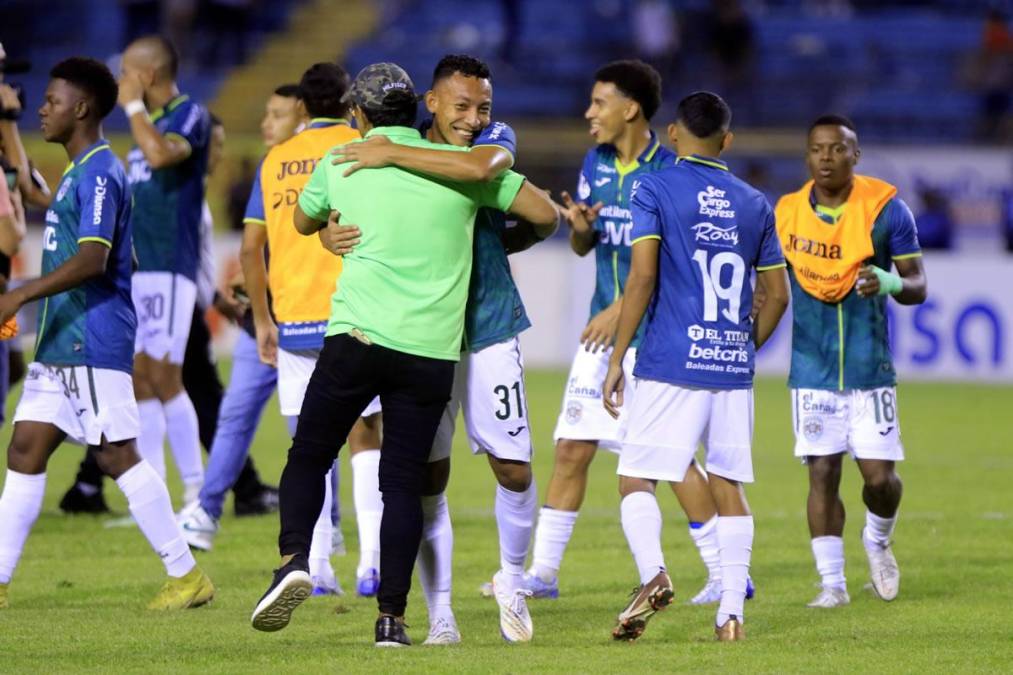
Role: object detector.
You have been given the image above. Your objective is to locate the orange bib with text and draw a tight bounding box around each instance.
[775,175,897,303]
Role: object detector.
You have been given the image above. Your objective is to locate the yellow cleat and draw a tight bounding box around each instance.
[715,616,745,642]
[147,566,215,610]
[0,582,8,609]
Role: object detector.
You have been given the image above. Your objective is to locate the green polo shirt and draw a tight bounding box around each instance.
[298,126,526,361]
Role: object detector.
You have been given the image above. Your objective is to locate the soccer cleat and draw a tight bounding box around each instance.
[520,571,559,599]
[0,582,8,609]
[147,566,215,610]
[715,615,745,642]
[423,615,461,645]
[234,485,280,517]
[250,555,313,632]
[179,503,219,551]
[311,565,344,597]
[375,614,411,647]
[58,484,110,514]
[357,568,380,597]
[807,585,850,608]
[611,570,675,642]
[493,571,534,643]
[863,530,900,601]
[689,575,756,605]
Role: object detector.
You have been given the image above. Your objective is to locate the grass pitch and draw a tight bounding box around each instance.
[0,369,1010,673]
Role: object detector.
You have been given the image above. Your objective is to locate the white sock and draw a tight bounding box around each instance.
[0,471,47,584]
[496,480,537,583]
[811,535,846,590]
[116,461,195,578]
[530,507,578,583]
[135,399,166,482]
[716,515,754,626]
[863,511,896,549]
[351,450,382,577]
[620,492,665,586]
[309,466,334,581]
[689,516,721,581]
[163,392,204,490]
[417,492,454,621]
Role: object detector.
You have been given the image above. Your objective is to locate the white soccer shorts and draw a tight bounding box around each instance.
[277,346,380,418]
[429,336,533,463]
[618,380,755,483]
[132,271,197,365]
[551,345,637,453]
[791,387,904,462]
[14,362,140,446]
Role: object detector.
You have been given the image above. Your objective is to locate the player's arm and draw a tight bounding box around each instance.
[0,241,108,323]
[118,76,191,169]
[603,239,658,418]
[753,266,789,349]
[857,256,926,305]
[332,136,513,182]
[0,182,26,257]
[0,85,51,207]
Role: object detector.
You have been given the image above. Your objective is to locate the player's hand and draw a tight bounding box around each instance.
[214,288,248,324]
[254,319,279,367]
[856,265,879,298]
[0,287,23,325]
[557,191,603,235]
[116,72,145,108]
[317,210,361,256]
[0,84,21,115]
[751,281,767,320]
[602,359,625,419]
[330,135,394,177]
[581,304,619,353]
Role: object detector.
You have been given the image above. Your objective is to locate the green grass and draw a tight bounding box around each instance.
[0,370,1010,673]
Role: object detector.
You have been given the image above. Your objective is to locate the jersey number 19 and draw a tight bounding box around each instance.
[692,249,745,323]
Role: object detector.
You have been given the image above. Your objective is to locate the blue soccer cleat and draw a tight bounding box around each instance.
[357,568,380,597]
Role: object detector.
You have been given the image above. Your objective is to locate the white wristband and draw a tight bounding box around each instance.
[123,100,146,118]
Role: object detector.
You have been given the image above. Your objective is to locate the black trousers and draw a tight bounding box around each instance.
[74,308,264,498]
[278,333,453,616]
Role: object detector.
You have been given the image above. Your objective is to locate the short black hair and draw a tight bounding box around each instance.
[361,92,417,128]
[676,91,732,138]
[594,60,662,121]
[809,114,857,134]
[210,113,223,129]
[273,83,300,98]
[298,63,351,118]
[432,54,492,86]
[49,57,119,120]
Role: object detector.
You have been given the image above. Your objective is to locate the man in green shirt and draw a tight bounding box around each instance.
[250,62,557,647]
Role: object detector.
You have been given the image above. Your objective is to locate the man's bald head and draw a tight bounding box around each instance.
[123,35,179,83]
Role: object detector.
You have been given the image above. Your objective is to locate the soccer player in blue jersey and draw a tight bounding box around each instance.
[118,35,210,506]
[328,54,559,644]
[774,116,927,609]
[530,60,738,605]
[0,57,213,610]
[603,92,789,642]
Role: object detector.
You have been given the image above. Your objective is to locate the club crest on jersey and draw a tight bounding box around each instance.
[55,178,72,202]
[697,185,735,218]
[693,221,739,247]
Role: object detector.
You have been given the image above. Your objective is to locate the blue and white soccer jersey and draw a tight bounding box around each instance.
[126,94,210,365]
[14,140,140,444]
[429,121,534,463]
[618,155,785,483]
[552,133,675,450]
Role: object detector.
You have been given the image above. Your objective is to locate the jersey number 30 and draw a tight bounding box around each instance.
[692,249,745,323]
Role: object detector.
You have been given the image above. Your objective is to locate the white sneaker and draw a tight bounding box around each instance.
[423,615,461,645]
[179,504,219,551]
[493,571,533,643]
[689,576,722,605]
[807,585,850,608]
[863,529,900,601]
